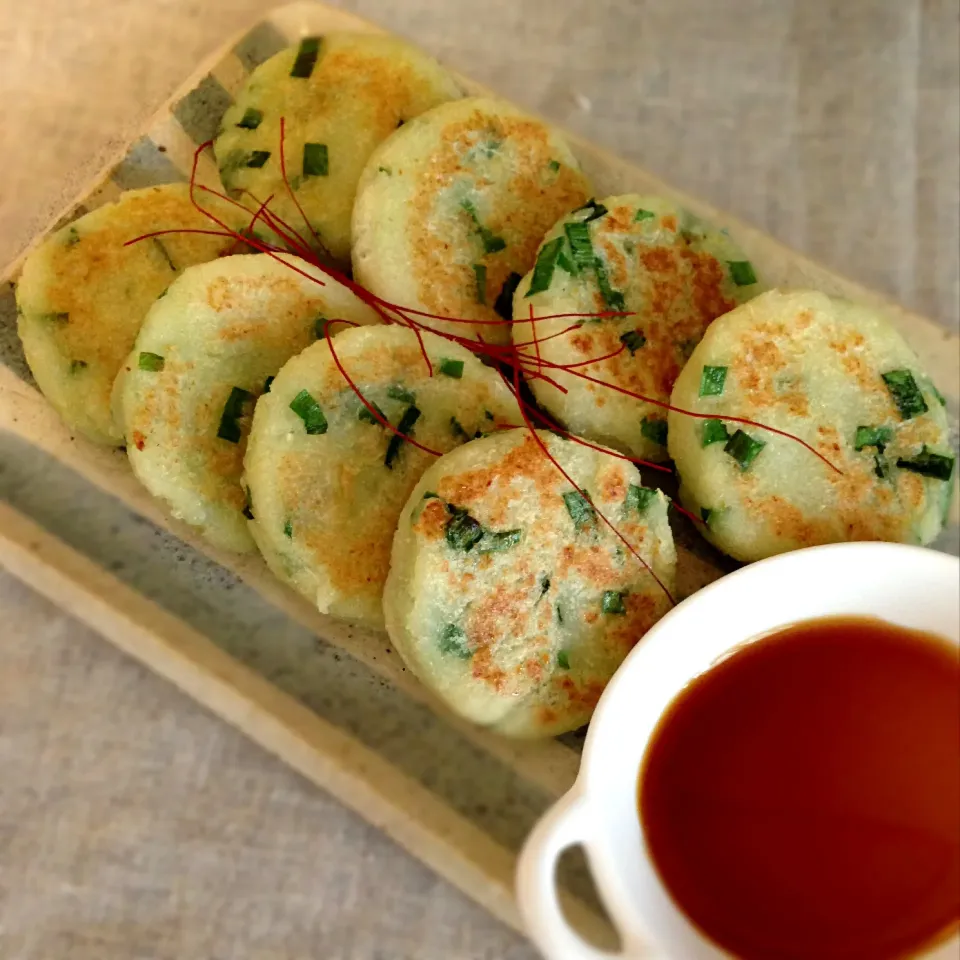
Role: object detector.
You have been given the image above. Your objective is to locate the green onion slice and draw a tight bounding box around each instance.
[635,208,656,221]
[358,400,387,425]
[699,365,727,397]
[526,237,565,296]
[727,261,757,286]
[724,429,765,470]
[556,650,570,670]
[236,107,263,129]
[472,263,487,305]
[620,330,646,355]
[625,484,656,515]
[138,352,165,372]
[217,386,254,443]
[387,384,416,403]
[563,490,596,530]
[854,425,893,452]
[702,419,729,447]
[438,358,464,379]
[896,447,955,481]
[302,142,328,177]
[439,623,471,658]
[290,36,321,78]
[574,199,608,222]
[882,369,929,420]
[384,405,421,468]
[602,590,626,614]
[289,389,328,435]
[245,150,270,168]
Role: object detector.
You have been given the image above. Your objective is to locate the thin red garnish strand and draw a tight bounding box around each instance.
[324,319,442,457]
[505,362,676,606]
[168,139,842,480]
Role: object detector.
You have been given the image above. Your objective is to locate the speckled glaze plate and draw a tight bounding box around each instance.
[1,2,957,943]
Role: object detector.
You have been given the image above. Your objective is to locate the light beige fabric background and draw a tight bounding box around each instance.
[1,1,958,958]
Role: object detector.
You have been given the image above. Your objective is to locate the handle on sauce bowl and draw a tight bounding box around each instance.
[516,789,633,960]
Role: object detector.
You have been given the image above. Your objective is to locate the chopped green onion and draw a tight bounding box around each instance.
[290,36,321,78]
[882,369,929,420]
[641,417,668,446]
[217,386,254,443]
[620,330,646,355]
[537,575,551,601]
[242,487,254,520]
[602,590,626,615]
[445,508,484,551]
[574,199,608,222]
[548,159,561,172]
[556,603,565,624]
[315,315,329,339]
[263,375,274,393]
[384,405,421,469]
[289,389,328,435]
[727,261,757,286]
[461,199,506,253]
[874,455,891,480]
[439,623,471,658]
[557,250,577,275]
[283,519,293,538]
[699,365,727,397]
[387,384,416,404]
[624,484,656,515]
[931,383,947,406]
[358,400,386,425]
[557,650,570,670]
[438,358,464,379]
[595,263,626,310]
[302,142,328,177]
[701,507,713,525]
[526,236,564,296]
[634,208,656,221]
[378,165,392,175]
[450,416,468,440]
[564,221,596,271]
[64,227,80,247]
[484,410,495,421]
[69,360,87,373]
[236,107,263,129]
[702,419,729,447]
[245,150,270,168]
[854,425,893,452]
[896,447,955,481]
[563,490,596,530]
[138,352,165,372]
[494,272,522,320]
[472,263,487,305]
[152,237,176,271]
[724,429,766,470]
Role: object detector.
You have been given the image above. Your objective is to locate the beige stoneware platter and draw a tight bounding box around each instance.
[1,1,956,944]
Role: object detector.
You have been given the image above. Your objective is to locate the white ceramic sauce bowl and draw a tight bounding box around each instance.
[516,542,960,960]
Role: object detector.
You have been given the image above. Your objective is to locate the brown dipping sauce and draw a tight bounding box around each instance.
[638,616,960,960]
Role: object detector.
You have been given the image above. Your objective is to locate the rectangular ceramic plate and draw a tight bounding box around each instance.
[1,1,957,941]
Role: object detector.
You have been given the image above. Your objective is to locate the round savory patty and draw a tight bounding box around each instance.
[510,195,762,462]
[668,288,955,562]
[16,185,240,445]
[214,32,462,264]
[115,254,380,553]
[383,429,676,738]
[352,97,591,344]
[243,324,522,628]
